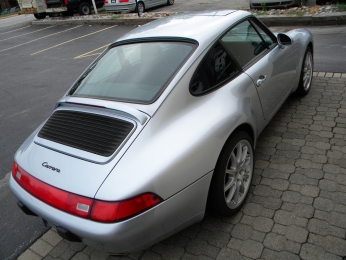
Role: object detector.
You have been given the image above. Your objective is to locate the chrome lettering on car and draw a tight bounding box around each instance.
[42,162,60,173]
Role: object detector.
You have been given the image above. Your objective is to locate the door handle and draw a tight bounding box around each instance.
[256,75,267,87]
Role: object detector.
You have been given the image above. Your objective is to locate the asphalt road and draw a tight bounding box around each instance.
[0,14,35,29]
[0,23,134,260]
[270,25,346,73]
[0,19,346,260]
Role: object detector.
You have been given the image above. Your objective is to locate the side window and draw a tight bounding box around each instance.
[221,20,268,67]
[190,42,238,95]
[251,22,276,48]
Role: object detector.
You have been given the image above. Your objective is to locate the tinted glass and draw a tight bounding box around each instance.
[70,42,195,103]
[221,20,267,67]
[190,43,238,95]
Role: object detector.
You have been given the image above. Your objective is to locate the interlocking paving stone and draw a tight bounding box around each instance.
[30,239,53,257]
[18,75,346,260]
[261,248,300,260]
[152,243,185,260]
[41,230,63,247]
[215,248,242,260]
[300,244,342,260]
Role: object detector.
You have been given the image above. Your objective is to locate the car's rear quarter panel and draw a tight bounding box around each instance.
[96,46,264,201]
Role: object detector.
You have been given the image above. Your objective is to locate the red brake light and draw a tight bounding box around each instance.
[12,161,162,222]
[120,0,129,2]
[63,0,68,5]
[12,162,93,218]
[104,0,108,3]
[90,193,162,222]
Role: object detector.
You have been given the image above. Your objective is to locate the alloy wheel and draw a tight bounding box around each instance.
[224,139,253,209]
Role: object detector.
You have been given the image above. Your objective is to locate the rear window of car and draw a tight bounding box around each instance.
[69,41,196,104]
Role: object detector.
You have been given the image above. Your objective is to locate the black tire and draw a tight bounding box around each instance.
[78,2,91,15]
[34,13,46,19]
[207,131,254,216]
[167,0,174,5]
[295,47,313,96]
[136,2,145,15]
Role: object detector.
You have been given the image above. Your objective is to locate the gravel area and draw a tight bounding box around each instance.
[38,4,346,22]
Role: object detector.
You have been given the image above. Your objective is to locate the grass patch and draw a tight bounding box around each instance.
[285,9,306,16]
[0,11,19,18]
[111,14,123,19]
[254,10,269,15]
[97,10,108,14]
[336,3,346,11]
[261,3,267,11]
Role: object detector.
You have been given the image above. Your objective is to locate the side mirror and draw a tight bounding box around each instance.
[277,33,293,49]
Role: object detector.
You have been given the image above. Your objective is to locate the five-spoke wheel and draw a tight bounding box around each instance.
[296,47,313,96]
[208,131,254,216]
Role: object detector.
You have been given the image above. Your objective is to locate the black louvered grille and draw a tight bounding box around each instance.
[38,110,134,157]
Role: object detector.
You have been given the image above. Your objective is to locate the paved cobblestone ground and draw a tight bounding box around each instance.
[18,74,346,260]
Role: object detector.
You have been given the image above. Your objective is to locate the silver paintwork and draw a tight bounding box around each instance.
[10,168,212,252]
[104,0,170,13]
[10,10,313,252]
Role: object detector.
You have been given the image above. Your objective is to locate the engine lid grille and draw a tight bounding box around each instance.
[38,110,134,157]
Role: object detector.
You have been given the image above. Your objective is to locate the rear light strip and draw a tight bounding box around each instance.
[12,162,162,223]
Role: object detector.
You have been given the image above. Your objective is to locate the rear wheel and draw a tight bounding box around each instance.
[136,2,145,15]
[167,0,174,5]
[207,132,254,216]
[78,2,91,15]
[295,47,313,96]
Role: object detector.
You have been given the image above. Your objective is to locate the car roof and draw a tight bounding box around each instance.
[117,10,253,47]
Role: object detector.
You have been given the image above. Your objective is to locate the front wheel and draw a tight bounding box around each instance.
[78,2,91,15]
[34,13,47,19]
[207,131,254,216]
[167,0,174,5]
[295,47,313,96]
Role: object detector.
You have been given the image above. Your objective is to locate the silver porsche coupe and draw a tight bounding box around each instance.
[10,10,313,253]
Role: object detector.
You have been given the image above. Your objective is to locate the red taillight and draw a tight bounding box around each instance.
[104,0,108,3]
[90,193,162,222]
[12,162,93,218]
[120,0,129,2]
[63,0,68,5]
[12,161,162,222]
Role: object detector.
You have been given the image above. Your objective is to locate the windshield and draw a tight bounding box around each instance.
[69,41,196,104]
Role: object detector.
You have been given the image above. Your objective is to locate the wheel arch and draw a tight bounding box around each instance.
[138,1,145,7]
[227,123,256,149]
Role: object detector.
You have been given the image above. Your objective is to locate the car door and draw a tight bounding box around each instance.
[144,0,159,8]
[221,19,297,120]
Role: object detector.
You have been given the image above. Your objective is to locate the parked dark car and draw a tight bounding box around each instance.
[45,0,104,16]
[1,8,11,14]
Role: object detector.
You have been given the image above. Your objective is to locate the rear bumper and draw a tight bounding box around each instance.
[9,171,212,252]
[104,3,136,12]
[46,7,68,12]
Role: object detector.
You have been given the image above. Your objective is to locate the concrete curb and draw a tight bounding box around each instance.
[31,12,346,27]
[31,18,156,26]
[258,12,346,26]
